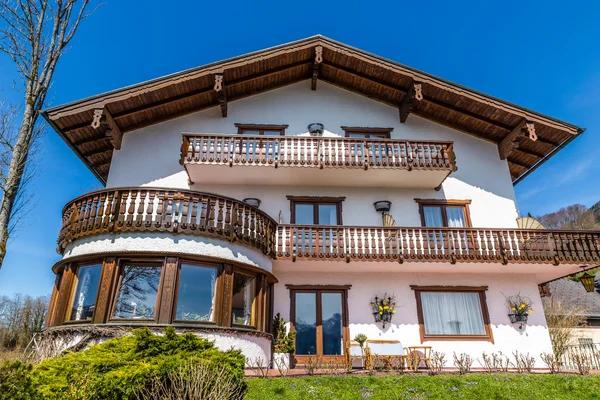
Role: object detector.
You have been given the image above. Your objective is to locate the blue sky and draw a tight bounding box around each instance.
[0,0,598,297]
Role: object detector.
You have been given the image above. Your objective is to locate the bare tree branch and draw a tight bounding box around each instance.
[0,0,97,268]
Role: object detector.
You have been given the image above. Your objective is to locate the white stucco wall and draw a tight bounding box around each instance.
[272,268,553,368]
[62,232,273,272]
[107,81,519,229]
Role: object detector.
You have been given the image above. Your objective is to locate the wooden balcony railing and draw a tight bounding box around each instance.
[180,134,457,171]
[275,225,600,265]
[57,188,278,256]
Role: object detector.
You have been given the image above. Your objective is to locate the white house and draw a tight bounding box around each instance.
[42,36,599,368]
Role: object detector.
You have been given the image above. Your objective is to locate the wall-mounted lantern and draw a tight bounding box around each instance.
[243,198,262,208]
[579,267,597,293]
[373,201,392,215]
[308,123,324,136]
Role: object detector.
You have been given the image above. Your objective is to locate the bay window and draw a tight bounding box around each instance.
[68,264,102,322]
[112,262,162,320]
[175,263,218,322]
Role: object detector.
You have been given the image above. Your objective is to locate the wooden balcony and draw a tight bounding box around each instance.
[180,134,457,188]
[275,225,600,265]
[57,188,277,256]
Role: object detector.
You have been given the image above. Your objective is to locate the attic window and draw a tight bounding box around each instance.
[235,123,288,136]
[341,126,393,139]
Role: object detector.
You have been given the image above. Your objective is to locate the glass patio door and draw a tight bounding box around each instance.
[291,289,347,363]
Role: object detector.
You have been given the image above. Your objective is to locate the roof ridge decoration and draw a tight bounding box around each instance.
[42,35,585,185]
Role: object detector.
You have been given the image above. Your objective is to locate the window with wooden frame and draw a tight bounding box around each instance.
[173,262,221,324]
[66,263,102,323]
[415,199,472,228]
[411,286,494,342]
[235,123,288,136]
[231,270,257,328]
[287,285,350,362]
[111,261,164,321]
[341,126,393,139]
[287,196,345,225]
[49,255,274,331]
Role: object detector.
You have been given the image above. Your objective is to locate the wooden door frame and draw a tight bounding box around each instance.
[287,284,351,366]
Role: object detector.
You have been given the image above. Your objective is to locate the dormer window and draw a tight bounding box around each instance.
[235,123,288,136]
[341,126,393,139]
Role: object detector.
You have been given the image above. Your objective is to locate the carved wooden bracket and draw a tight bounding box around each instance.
[312,46,323,91]
[214,73,227,117]
[414,83,423,101]
[498,120,537,160]
[90,108,123,150]
[399,81,423,123]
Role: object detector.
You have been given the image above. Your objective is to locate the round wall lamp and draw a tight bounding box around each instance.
[373,200,392,215]
[243,198,262,208]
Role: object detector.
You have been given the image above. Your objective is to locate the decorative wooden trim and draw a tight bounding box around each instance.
[498,120,537,160]
[398,81,422,123]
[312,46,323,91]
[53,264,75,325]
[91,108,123,150]
[341,126,393,138]
[415,199,472,228]
[92,257,118,324]
[157,257,178,324]
[234,123,288,135]
[411,285,494,343]
[220,264,234,327]
[286,284,352,290]
[45,273,62,327]
[214,73,227,118]
[287,196,345,225]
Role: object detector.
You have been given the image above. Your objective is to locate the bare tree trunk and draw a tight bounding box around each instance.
[0,102,36,265]
[0,0,97,270]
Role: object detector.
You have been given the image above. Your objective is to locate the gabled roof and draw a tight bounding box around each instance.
[546,278,600,317]
[42,35,584,185]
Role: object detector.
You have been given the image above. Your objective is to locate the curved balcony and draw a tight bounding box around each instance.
[180,134,457,188]
[275,225,600,265]
[57,187,278,256]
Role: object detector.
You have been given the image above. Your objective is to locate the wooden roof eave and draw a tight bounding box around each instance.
[41,35,585,186]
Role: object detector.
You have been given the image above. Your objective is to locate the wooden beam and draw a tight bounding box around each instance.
[73,134,110,147]
[311,46,323,91]
[82,146,112,157]
[91,108,123,150]
[214,73,227,118]
[399,81,422,123]
[498,120,537,160]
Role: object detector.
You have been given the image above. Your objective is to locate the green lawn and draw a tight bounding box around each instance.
[246,373,600,399]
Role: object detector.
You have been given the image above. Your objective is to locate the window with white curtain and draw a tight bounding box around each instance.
[413,287,492,340]
[417,200,471,228]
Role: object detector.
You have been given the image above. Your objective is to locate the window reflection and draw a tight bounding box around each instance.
[69,264,102,321]
[112,263,162,319]
[231,272,255,326]
[176,264,217,322]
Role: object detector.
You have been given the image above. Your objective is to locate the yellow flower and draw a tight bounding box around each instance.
[370,303,375,307]
[529,309,534,314]
[384,306,389,310]
[383,301,387,306]
[511,307,516,311]
[379,312,383,315]
[379,305,383,310]
[392,310,396,314]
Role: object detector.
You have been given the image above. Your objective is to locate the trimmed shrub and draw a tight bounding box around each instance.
[0,360,38,400]
[33,327,246,400]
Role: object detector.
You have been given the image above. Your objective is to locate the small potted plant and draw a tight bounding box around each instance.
[272,313,295,369]
[505,293,534,329]
[371,293,397,328]
[354,333,367,352]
